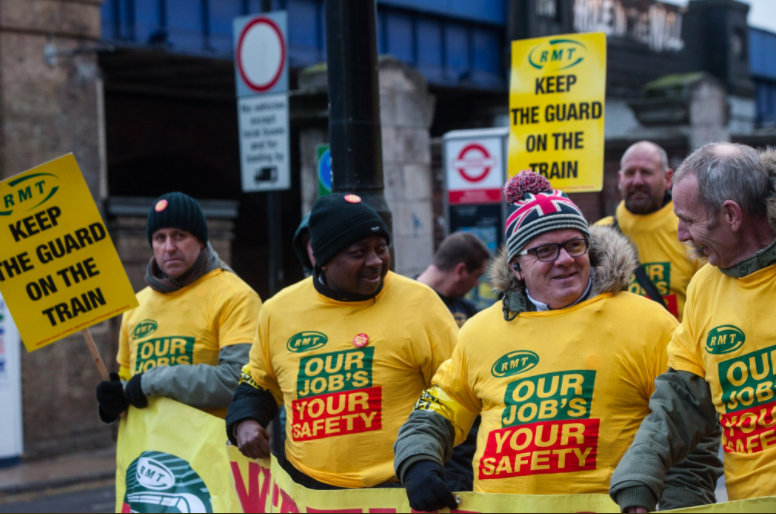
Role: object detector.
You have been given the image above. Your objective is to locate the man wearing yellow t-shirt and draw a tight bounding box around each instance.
[394,171,722,512]
[611,144,776,512]
[96,192,262,421]
[597,141,703,320]
[226,193,458,490]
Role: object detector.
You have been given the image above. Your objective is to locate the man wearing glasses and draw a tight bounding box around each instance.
[393,171,721,512]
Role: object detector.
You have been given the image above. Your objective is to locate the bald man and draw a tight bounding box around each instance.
[596,141,703,320]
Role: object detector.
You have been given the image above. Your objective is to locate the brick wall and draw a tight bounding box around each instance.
[0,0,110,459]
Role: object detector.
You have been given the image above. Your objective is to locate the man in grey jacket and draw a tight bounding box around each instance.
[610,143,776,511]
[96,192,262,421]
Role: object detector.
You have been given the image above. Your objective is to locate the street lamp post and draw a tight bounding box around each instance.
[324,0,393,238]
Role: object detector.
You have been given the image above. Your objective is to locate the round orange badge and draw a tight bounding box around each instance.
[155,199,169,212]
[353,333,369,348]
[344,194,361,204]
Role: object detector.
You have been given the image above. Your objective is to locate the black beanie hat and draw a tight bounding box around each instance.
[146,192,209,245]
[309,193,390,266]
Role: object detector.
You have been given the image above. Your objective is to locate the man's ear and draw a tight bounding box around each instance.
[664,169,674,190]
[511,260,523,281]
[454,262,467,281]
[721,200,744,232]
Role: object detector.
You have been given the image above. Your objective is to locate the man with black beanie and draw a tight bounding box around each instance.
[96,192,262,422]
[226,193,459,490]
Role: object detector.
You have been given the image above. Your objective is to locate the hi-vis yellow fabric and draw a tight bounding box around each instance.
[0,154,138,352]
[248,271,458,488]
[508,33,607,192]
[118,269,261,417]
[115,397,776,513]
[668,263,776,501]
[421,292,678,495]
[597,201,703,320]
[115,397,240,513]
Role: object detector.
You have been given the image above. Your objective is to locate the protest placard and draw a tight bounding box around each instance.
[0,154,138,360]
[508,33,607,192]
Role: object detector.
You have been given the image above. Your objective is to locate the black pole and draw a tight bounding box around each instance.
[324,0,393,239]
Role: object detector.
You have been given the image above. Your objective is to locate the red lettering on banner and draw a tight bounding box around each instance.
[279,488,300,513]
[122,503,131,513]
[478,418,599,480]
[291,386,382,441]
[306,509,363,513]
[230,460,271,513]
[721,399,776,454]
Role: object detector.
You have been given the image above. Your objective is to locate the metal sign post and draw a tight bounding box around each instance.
[234,11,291,295]
[443,127,509,309]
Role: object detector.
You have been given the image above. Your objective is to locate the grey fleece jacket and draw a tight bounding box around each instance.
[141,343,250,409]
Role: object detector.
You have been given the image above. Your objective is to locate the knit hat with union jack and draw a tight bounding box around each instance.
[504,171,590,262]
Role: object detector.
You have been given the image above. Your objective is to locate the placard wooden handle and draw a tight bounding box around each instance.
[82,328,110,381]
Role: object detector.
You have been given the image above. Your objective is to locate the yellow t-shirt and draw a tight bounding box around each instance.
[667,263,776,500]
[249,271,458,488]
[118,269,262,417]
[597,201,703,320]
[424,292,677,494]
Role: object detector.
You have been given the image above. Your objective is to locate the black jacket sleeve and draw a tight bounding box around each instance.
[225,382,280,446]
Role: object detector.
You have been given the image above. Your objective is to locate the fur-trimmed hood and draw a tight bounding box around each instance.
[760,147,776,233]
[488,225,638,319]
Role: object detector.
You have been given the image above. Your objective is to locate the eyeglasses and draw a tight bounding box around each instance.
[518,238,589,262]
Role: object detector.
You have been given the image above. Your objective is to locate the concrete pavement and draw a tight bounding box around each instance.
[0,447,115,498]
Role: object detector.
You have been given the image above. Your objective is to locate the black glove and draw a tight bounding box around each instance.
[404,460,458,512]
[96,372,129,422]
[125,373,148,408]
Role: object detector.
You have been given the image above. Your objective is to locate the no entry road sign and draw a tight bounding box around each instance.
[234,12,290,192]
[234,12,289,98]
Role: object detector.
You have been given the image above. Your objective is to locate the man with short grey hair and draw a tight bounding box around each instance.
[610,143,776,512]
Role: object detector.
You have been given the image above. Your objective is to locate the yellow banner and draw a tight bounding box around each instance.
[508,33,606,192]
[117,397,776,513]
[0,154,138,351]
[116,397,241,513]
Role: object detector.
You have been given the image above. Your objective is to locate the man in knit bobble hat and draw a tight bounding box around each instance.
[96,192,262,422]
[394,171,722,511]
[226,193,460,491]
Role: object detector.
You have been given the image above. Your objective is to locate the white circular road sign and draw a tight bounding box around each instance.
[237,17,286,93]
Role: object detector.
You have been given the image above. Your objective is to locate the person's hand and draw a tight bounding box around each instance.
[235,420,271,460]
[96,372,129,421]
[404,460,459,512]
[125,373,148,408]
[624,508,649,513]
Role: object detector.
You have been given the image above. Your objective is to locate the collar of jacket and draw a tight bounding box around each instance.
[313,267,383,302]
[719,236,776,278]
[491,225,639,320]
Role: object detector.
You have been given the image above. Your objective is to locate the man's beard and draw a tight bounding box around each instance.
[686,242,708,261]
[625,187,663,214]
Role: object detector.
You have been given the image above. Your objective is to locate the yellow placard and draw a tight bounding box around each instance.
[0,154,138,352]
[508,32,607,192]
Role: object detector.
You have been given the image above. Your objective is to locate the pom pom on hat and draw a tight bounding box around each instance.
[504,170,553,204]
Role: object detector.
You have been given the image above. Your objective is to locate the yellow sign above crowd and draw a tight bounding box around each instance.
[508,32,607,192]
[0,154,138,352]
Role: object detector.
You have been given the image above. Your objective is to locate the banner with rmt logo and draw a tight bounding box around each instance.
[0,155,138,351]
[117,397,776,513]
[508,33,606,192]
